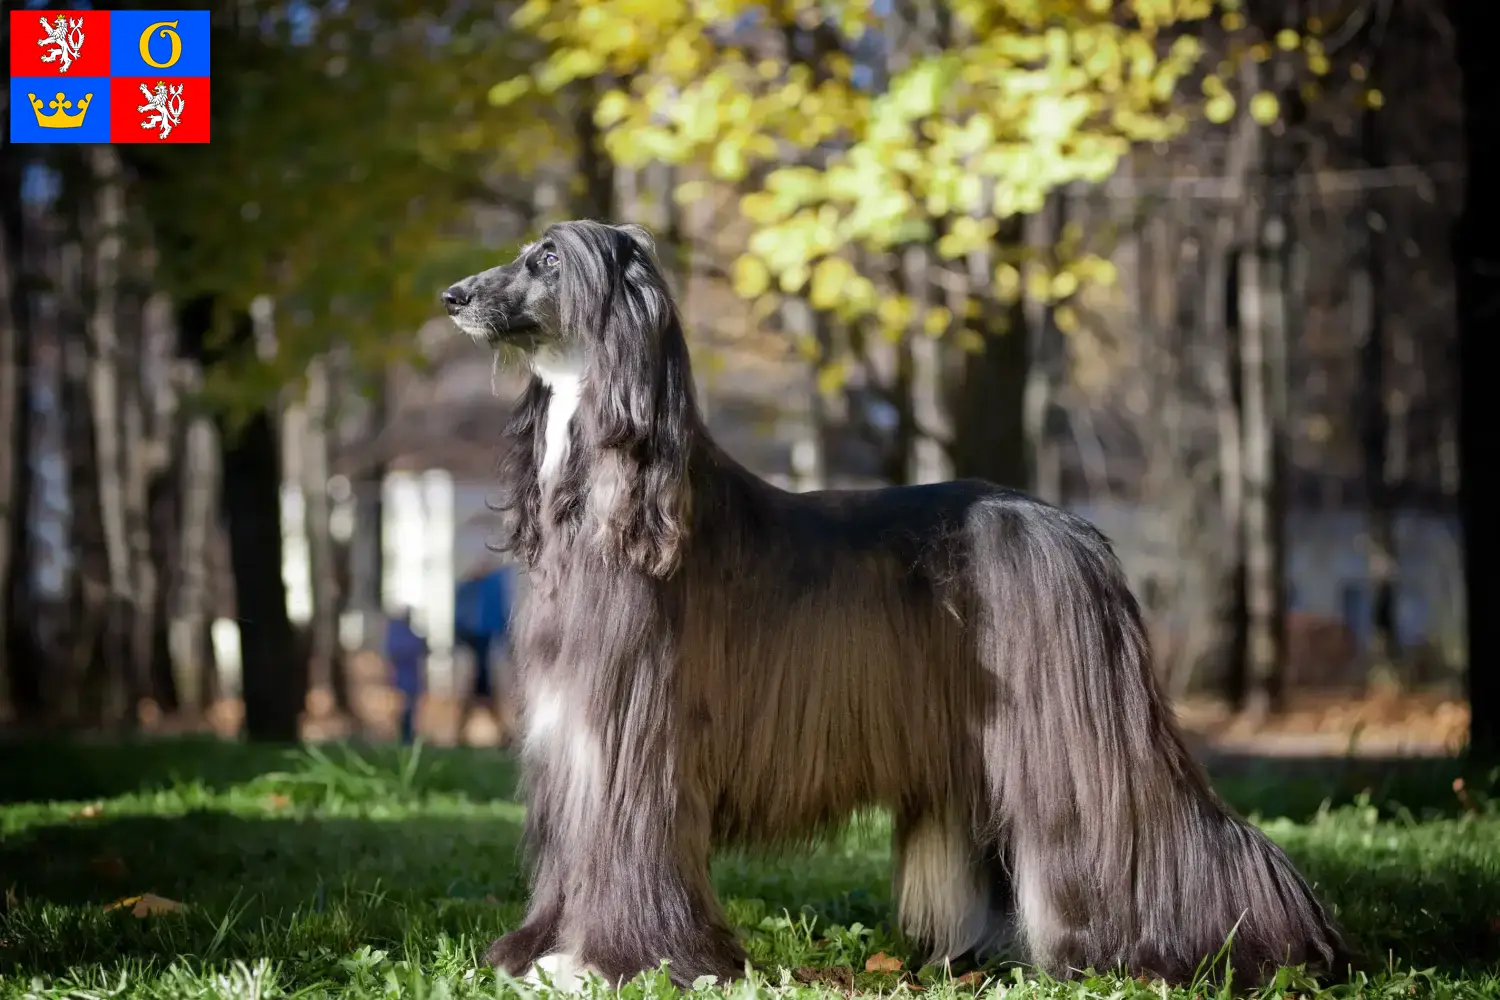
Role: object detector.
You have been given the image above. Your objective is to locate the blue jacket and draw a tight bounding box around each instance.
[455,567,513,640]
[385,618,429,696]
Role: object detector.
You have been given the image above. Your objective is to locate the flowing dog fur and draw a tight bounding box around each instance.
[440,220,1345,990]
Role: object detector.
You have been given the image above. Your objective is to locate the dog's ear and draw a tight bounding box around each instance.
[589,251,691,579]
[615,223,657,261]
[490,377,548,567]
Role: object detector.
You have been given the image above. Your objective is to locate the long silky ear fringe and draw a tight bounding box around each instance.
[557,222,693,579]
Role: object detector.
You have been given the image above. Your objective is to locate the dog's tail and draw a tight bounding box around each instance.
[970,496,1345,985]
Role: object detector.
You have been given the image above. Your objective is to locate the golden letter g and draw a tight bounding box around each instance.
[139,20,182,69]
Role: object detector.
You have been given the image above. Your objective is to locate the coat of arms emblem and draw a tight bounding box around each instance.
[137,81,186,140]
[38,14,86,74]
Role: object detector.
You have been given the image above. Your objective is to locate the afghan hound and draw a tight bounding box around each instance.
[440,220,1345,990]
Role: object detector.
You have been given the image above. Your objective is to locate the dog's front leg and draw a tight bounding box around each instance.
[486,850,564,975]
[488,724,574,976]
[552,784,745,988]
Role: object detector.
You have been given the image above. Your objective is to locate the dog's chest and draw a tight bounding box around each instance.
[532,350,584,487]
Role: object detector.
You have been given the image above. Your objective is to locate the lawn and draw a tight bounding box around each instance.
[1,738,1498,1000]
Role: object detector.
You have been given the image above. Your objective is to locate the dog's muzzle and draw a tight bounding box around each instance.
[441,284,471,316]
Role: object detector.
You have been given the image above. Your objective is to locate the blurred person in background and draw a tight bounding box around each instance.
[454,561,516,746]
[384,606,429,745]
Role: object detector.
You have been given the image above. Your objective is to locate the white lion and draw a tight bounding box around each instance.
[38,15,85,74]
[137,82,186,140]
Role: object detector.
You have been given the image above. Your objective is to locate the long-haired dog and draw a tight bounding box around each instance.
[441,220,1344,990]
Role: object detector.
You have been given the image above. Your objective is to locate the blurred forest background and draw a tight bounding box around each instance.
[0,0,1493,759]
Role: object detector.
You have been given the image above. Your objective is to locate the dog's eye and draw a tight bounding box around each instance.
[542,250,559,268]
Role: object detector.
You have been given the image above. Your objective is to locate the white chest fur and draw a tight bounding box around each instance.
[532,349,585,487]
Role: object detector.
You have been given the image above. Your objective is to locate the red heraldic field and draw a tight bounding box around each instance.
[8,10,112,77]
[110,77,210,143]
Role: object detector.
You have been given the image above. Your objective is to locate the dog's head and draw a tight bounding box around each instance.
[444,220,693,578]
[441,220,662,354]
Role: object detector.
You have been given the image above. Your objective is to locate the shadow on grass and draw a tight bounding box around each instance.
[0,808,894,981]
[3,735,1488,820]
[2,800,1497,981]
[1204,750,1490,822]
[0,738,526,806]
[0,810,532,977]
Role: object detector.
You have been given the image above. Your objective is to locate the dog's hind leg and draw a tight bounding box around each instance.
[969,497,1343,983]
[892,810,1016,969]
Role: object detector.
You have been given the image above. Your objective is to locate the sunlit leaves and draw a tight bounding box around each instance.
[1249,90,1281,124]
[496,0,1352,375]
[732,255,770,299]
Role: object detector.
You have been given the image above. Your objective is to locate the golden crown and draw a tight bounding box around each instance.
[28,92,92,129]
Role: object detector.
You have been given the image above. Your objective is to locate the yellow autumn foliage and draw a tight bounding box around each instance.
[496,0,1336,357]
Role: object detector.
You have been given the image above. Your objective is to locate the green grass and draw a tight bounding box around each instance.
[1,738,1498,1000]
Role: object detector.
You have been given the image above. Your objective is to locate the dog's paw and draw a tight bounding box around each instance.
[523,954,601,993]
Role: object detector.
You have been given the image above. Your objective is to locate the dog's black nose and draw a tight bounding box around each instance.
[441,285,471,314]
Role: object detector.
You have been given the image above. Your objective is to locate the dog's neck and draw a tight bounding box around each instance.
[531,347,586,489]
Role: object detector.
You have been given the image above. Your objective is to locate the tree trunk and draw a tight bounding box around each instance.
[85,146,141,729]
[301,354,342,715]
[907,245,953,485]
[0,157,19,720]
[573,82,616,221]
[950,220,1032,490]
[121,288,163,719]
[140,292,180,713]
[1235,230,1271,716]
[147,458,180,712]
[351,371,389,653]
[179,296,302,742]
[5,190,43,721]
[63,253,113,727]
[322,348,355,716]
[782,297,827,492]
[174,404,220,713]
[864,252,918,488]
[1204,222,1246,697]
[949,299,1030,488]
[1450,0,1500,762]
[1351,39,1401,684]
[1024,196,1067,506]
[1354,203,1400,681]
[1235,196,1291,721]
[223,410,301,742]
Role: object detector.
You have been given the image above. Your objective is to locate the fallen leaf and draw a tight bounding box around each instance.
[794,966,855,990]
[955,971,986,988]
[89,853,128,880]
[72,803,103,819]
[106,893,183,917]
[865,952,903,973]
[483,894,501,905]
[263,793,292,811]
[1453,778,1479,814]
